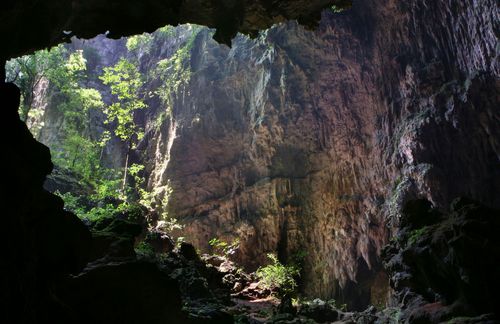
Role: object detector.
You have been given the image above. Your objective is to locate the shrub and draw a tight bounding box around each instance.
[208,237,239,257]
[135,241,155,258]
[57,191,87,216]
[407,227,428,246]
[256,253,300,298]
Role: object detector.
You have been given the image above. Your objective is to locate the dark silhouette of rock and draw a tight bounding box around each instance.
[383,198,500,321]
[1,82,92,321]
[56,260,185,323]
[179,242,200,261]
[145,230,175,254]
[0,81,187,322]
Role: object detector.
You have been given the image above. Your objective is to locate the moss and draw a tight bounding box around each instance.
[135,241,156,258]
[407,226,428,246]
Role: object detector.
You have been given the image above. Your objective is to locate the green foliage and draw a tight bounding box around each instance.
[208,238,240,257]
[126,33,154,54]
[153,26,201,117]
[92,174,122,201]
[156,25,176,39]
[30,48,108,188]
[155,181,174,220]
[330,3,350,13]
[407,227,428,246]
[135,241,155,258]
[290,250,308,266]
[128,163,156,209]
[23,107,45,137]
[297,298,348,311]
[100,58,146,145]
[157,217,184,233]
[175,236,186,249]
[382,307,402,323]
[9,44,129,223]
[56,191,118,221]
[5,45,67,128]
[10,40,151,223]
[54,134,98,181]
[85,204,120,221]
[56,191,87,216]
[12,28,198,228]
[256,253,300,298]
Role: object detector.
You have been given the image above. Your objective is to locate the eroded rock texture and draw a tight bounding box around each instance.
[0,0,349,61]
[383,198,500,322]
[130,0,499,310]
[2,0,498,318]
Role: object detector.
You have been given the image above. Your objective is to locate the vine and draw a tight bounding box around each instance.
[153,25,201,119]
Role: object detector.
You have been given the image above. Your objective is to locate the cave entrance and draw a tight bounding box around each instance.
[4,6,386,318]
[5,24,202,244]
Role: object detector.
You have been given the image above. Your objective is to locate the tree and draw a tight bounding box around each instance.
[5,46,65,124]
[100,58,147,193]
[42,50,106,185]
[7,46,105,177]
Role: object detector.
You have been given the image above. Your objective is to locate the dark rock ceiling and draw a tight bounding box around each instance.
[0,0,352,61]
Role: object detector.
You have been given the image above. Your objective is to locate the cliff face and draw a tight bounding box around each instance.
[142,24,391,308]
[30,0,498,310]
[137,0,498,309]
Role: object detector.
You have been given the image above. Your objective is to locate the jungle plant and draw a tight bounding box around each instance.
[135,241,156,258]
[407,227,428,246]
[127,33,153,52]
[5,46,65,123]
[153,25,201,117]
[256,253,300,298]
[100,58,148,192]
[208,237,240,257]
[56,191,119,221]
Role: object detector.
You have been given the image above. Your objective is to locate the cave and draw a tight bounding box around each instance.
[1,0,499,323]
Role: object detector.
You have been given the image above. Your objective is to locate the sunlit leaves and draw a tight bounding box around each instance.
[78,88,104,112]
[5,45,67,122]
[100,58,147,145]
[126,33,153,53]
[153,26,201,117]
[65,50,87,74]
[256,254,300,298]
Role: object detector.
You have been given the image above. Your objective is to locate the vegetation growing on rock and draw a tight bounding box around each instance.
[4,25,205,227]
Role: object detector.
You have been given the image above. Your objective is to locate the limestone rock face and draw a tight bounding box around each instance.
[4,0,498,313]
[136,0,498,309]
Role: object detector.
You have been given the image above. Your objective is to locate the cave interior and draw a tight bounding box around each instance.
[1,0,499,323]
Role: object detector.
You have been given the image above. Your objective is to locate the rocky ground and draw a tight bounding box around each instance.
[56,196,498,324]
[3,79,498,323]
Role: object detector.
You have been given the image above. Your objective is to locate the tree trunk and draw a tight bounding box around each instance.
[71,144,81,168]
[122,143,131,193]
[99,146,105,163]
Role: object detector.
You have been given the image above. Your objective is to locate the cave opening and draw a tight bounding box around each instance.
[6,14,387,319]
[2,0,499,323]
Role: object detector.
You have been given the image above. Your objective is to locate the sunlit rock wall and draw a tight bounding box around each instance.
[32,0,499,310]
[141,0,498,309]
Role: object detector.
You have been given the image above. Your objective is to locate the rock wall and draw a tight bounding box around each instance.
[26,0,499,311]
[142,23,391,309]
[139,0,499,309]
